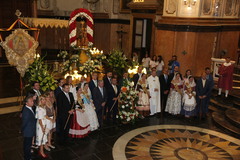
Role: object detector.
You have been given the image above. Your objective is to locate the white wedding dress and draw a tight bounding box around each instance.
[81,94,99,131]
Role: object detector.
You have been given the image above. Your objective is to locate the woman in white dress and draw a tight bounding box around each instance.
[136,74,150,117]
[69,87,91,138]
[156,56,164,77]
[165,73,183,115]
[35,95,48,158]
[149,55,159,69]
[82,83,99,131]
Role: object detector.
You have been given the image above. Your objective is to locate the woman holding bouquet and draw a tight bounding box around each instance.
[69,87,91,138]
[136,74,150,117]
[82,83,99,131]
[165,73,183,115]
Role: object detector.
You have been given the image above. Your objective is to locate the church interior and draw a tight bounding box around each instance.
[0,0,240,160]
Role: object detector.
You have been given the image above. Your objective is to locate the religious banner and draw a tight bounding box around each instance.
[1,29,39,77]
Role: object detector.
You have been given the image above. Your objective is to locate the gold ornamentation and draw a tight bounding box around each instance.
[1,29,39,77]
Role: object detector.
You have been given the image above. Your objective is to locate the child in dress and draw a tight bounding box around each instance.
[35,95,48,158]
[45,91,56,149]
[182,76,196,117]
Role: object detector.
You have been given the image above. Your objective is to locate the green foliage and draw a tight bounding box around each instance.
[106,50,129,76]
[24,57,57,92]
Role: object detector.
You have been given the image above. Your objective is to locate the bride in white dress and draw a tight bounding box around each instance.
[82,83,99,131]
[165,73,183,115]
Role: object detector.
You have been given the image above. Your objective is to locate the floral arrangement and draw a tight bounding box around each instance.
[57,48,106,75]
[106,50,129,76]
[24,56,57,92]
[117,81,139,123]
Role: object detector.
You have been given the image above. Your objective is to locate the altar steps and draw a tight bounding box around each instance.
[210,94,240,138]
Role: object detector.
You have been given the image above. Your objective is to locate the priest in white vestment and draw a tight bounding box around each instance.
[147,69,161,115]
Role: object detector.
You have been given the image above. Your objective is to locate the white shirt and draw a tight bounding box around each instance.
[33,89,41,96]
[150,60,159,68]
[156,60,164,71]
[98,87,104,96]
[26,105,34,115]
[142,57,151,68]
[202,79,206,88]
[64,91,70,102]
[93,80,98,87]
[112,84,118,94]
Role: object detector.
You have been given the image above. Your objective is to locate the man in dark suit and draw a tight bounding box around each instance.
[89,72,98,94]
[159,68,171,113]
[103,71,112,90]
[169,66,182,82]
[22,96,36,160]
[54,78,65,98]
[56,84,74,144]
[92,80,107,127]
[26,81,43,108]
[106,77,120,124]
[196,72,212,119]
[132,66,143,88]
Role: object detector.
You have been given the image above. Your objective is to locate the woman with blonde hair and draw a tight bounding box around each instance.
[35,95,48,158]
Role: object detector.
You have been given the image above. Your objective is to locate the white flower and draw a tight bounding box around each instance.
[122,105,125,109]
[116,115,119,118]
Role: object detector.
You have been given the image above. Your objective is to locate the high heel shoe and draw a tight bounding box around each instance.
[48,144,55,149]
[38,151,48,158]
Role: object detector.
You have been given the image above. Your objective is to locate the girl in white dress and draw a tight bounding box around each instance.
[165,73,183,115]
[182,76,197,117]
[35,95,48,158]
[82,83,99,131]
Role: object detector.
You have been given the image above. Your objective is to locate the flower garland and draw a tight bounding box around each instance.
[69,8,93,47]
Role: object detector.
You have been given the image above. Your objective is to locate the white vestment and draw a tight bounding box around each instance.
[147,75,161,115]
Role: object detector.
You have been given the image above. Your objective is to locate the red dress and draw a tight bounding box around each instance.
[69,107,91,138]
[217,63,234,90]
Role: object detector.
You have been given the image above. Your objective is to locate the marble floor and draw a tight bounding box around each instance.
[0,111,239,160]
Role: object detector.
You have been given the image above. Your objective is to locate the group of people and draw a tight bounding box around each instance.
[21,52,234,160]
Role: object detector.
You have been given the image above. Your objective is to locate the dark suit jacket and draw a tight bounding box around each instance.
[22,106,36,137]
[196,78,211,97]
[56,91,74,120]
[89,80,98,94]
[92,87,107,110]
[207,74,214,89]
[106,85,120,108]
[159,74,171,95]
[103,77,111,90]
[133,73,141,88]
[54,86,62,98]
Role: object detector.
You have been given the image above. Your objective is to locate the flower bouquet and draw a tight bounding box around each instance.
[117,81,140,124]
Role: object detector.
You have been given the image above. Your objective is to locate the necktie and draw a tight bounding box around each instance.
[165,75,168,83]
[113,85,117,94]
[100,88,103,97]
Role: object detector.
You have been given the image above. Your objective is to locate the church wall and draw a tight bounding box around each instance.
[216,31,240,61]
[154,30,175,63]
[154,27,239,76]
